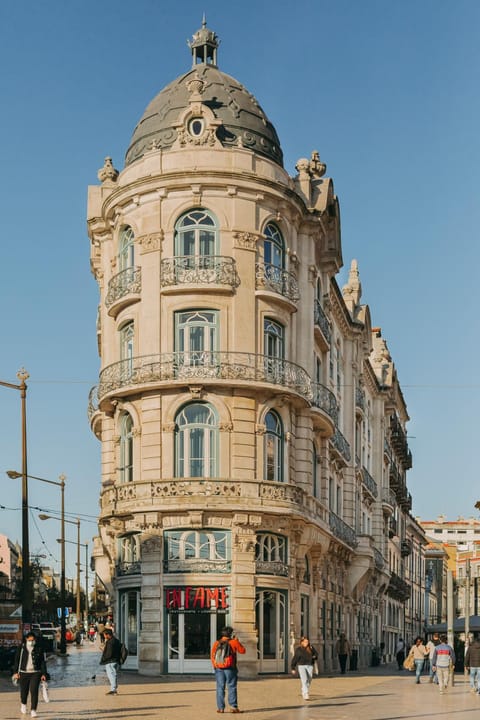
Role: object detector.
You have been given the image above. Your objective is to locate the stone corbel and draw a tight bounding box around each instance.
[232,231,258,252]
[219,422,233,432]
[189,385,205,399]
[255,424,266,435]
[162,423,176,433]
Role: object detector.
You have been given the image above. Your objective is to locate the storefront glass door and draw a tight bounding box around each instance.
[119,589,141,670]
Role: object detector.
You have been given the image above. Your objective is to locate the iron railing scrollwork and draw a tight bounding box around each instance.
[361,466,378,498]
[329,512,358,549]
[313,299,331,343]
[88,385,99,421]
[255,560,289,577]
[116,561,141,576]
[330,427,351,463]
[105,267,141,308]
[373,547,385,571]
[160,256,240,289]
[311,382,338,424]
[98,351,312,402]
[255,262,300,303]
[355,385,366,412]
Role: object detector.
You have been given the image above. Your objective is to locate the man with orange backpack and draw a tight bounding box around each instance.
[211,626,246,714]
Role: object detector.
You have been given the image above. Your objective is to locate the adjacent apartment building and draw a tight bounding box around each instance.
[87,21,421,675]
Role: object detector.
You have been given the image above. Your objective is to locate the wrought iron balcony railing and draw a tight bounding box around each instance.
[98,351,312,402]
[313,299,331,344]
[355,385,366,412]
[361,466,378,498]
[373,547,385,571]
[115,561,141,576]
[255,262,300,303]
[311,382,338,424]
[88,385,99,422]
[255,560,289,577]
[329,427,351,463]
[381,486,396,509]
[160,255,240,290]
[105,267,141,308]
[329,512,358,549]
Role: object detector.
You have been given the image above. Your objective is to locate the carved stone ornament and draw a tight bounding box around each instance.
[162,423,176,433]
[232,231,259,251]
[189,385,205,399]
[97,156,119,184]
[218,422,233,432]
[255,424,266,435]
[131,427,142,438]
[138,231,163,254]
[186,72,207,100]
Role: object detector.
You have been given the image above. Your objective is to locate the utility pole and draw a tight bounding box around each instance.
[447,570,455,686]
[465,559,471,681]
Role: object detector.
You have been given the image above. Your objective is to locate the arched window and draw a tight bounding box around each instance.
[175,310,218,356]
[264,318,284,360]
[119,413,134,483]
[120,534,139,564]
[119,321,134,377]
[264,223,284,269]
[164,529,230,572]
[174,209,218,258]
[264,410,283,482]
[175,402,218,478]
[255,533,288,576]
[119,226,135,271]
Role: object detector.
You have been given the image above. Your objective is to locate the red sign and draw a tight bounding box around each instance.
[166,586,229,611]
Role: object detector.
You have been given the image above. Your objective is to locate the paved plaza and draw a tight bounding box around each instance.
[1,641,480,719]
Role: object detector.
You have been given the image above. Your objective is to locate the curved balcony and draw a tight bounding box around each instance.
[313,299,331,348]
[329,512,358,549]
[97,351,312,405]
[101,478,330,527]
[87,385,102,439]
[105,267,142,317]
[255,262,299,309]
[329,427,351,464]
[361,466,378,499]
[381,487,396,516]
[160,256,240,294]
[310,382,337,435]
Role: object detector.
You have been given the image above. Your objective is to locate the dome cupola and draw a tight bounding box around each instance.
[125,20,283,168]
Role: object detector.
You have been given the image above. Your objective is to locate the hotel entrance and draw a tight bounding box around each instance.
[166,586,229,673]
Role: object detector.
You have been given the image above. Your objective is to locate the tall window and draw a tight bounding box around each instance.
[119,226,135,271]
[264,223,284,269]
[312,443,319,498]
[119,534,139,564]
[264,319,284,359]
[175,310,218,362]
[119,413,134,483]
[175,403,218,478]
[120,321,134,376]
[264,410,283,482]
[255,533,288,576]
[174,209,217,258]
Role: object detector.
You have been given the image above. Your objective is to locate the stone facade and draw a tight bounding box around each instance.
[87,22,423,675]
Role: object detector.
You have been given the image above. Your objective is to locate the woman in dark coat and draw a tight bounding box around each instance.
[13,631,48,717]
[291,636,318,700]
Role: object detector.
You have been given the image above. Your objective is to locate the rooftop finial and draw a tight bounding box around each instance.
[188,18,220,67]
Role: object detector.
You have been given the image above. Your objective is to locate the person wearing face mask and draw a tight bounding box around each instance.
[12,631,48,717]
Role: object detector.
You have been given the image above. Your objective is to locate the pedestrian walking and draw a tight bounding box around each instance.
[335,633,351,674]
[210,626,246,714]
[432,634,455,694]
[465,632,480,692]
[409,636,429,684]
[100,627,122,695]
[395,637,405,670]
[291,636,319,700]
[12,631,48,718]
[425,633,440,684]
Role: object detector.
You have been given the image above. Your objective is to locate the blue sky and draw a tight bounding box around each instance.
[0,0,478,578]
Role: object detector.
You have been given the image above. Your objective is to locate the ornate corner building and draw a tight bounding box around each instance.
[87,20,419,675]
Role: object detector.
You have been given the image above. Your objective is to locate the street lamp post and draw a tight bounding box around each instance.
[1,369,30,627]
[8,470,67,654]
[41,514,81,631]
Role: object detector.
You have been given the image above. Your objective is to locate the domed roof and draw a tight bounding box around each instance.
[125,22,283,168]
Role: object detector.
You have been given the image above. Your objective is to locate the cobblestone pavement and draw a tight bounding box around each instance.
[1,641,480,720]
